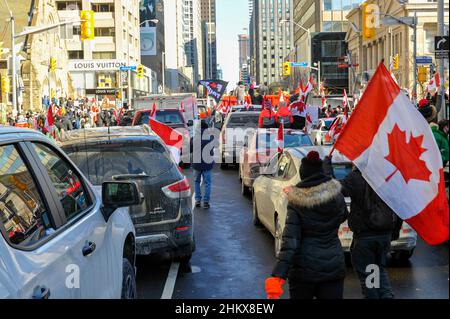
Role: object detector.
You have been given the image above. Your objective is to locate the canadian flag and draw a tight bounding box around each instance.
[427,73,441,93]
[333,63,449,245]
[45,105,56,139]
[180,101,185,113]
[299,76,314,100]
[150,102,157,118]
[278,88,285,103]
[343,89,349,120]
[326,116,345,143]
[277,120,284,154]
[149,118,184,164]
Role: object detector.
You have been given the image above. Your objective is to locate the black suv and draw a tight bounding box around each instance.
[60,126,195,263]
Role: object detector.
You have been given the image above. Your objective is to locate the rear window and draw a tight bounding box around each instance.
[227,114,260,128]
[63,140,174,185]
[135,111,184,126]
[333,164,353,181]
[324,120,334,130]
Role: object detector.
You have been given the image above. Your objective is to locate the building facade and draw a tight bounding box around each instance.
[238,34,250,84]
[56,0,152,106]
[346,0,449,97]
[251,0,294,86]
[1,0,74,112]
[201,0,217,79]
[184,0,204,85]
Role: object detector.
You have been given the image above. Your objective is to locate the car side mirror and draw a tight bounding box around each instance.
[101,181,143,221]
[187,120,194,127]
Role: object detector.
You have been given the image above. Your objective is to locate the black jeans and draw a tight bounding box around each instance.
[351,234,394,299]
[289,280,344,299]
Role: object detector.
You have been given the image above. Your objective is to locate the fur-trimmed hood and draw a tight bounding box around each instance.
[288,179,342,208]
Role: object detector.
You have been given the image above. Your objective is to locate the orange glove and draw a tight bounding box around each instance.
[265,277,286,299]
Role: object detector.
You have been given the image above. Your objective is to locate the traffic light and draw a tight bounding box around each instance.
[393,54,399,70]
[418,66,427,84]
[80,10,95,41]
[282,62,291,77]
[1,76,10,94]
[137,65,145,78]
[50,57,56,72]
[362,2,377,41]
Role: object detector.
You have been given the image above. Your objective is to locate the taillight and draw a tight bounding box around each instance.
[162,178,191,199]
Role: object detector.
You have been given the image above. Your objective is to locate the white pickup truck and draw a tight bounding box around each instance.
[0,128,142,299]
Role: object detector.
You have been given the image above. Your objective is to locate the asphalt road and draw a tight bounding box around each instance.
[136,166,449,299]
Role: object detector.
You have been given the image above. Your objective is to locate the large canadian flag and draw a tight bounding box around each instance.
[149,119,184,164]
[334,63,449,245]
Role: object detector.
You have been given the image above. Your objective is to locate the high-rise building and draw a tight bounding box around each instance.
[292,0,362,91]
[140,0,165,93]
[238,34,250,83]
[56,0,152,104]
[251,0,294,86]
[201,0,217,79]
[183,0,204,85]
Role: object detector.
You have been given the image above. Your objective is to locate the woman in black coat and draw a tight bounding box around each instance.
[266,151,349,299]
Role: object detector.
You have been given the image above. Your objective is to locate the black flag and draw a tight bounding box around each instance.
[198,80,229,103]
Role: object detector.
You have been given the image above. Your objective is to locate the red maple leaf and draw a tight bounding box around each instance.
[210,82,217,89]
[384,124,431,183]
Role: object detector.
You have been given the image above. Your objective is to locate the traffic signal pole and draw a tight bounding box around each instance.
[437,0,447,120]
[413,12,418,105]
[11,15,17,113]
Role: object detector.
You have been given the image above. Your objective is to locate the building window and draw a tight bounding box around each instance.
[94,28,115,37]
[57,1,82,10]
[322,40,343,57]
[96,73,117,88]
[323,21,333,32]
[73,25,81,36]
[68,50,84,59]
[92,3,115,12]
[92,52,116,59]
[324,0,332,11]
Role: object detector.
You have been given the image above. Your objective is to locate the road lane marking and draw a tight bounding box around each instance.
[161,262,180,299]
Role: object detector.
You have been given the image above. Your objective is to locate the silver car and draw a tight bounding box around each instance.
[252,146,417,260]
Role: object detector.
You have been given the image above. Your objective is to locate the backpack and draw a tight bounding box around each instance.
[363,183,398,232]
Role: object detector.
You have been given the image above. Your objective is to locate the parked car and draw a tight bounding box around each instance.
[252,146,417,260]
[239,129,313,196]
[60,127,195,263]
[0,127,140,299]
[219,111,260,169]
[310,118,336,145]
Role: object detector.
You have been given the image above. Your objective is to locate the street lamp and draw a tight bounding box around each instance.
[280,19,311,65]
[3,0,17,113]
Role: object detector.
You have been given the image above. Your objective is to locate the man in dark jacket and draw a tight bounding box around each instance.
[326,158,398,299]
[266,151,349,299]
[192,121,215,209]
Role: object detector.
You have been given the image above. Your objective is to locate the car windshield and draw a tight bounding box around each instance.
[333,163,353,181]
[63,140,173,185]
[256,133,312,149]
[227,114,260,128]
[136,111,184,126]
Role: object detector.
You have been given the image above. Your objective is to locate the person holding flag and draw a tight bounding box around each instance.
[325,61,449,298]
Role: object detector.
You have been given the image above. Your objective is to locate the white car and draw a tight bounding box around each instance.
[310,118,336,146]
[252,146,417,260]
[0,128,141,299]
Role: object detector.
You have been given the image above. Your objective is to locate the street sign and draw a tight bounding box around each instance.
[416,56,433,64]
[381,16,416,27]
[291,62,308,67]
[120,66,137,71]
[435,36,449,60]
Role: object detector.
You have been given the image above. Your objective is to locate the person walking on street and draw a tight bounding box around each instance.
[266,151,349,299]
[325,157,399,299]
[192,120,215,209]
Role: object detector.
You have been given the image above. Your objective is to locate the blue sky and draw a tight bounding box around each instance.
[216,0,249,89]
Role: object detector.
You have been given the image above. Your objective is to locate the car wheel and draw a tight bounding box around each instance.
[121,258,137,299]
[173,240,195,265]
[252,191,261,226]
[274,216,282,258]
